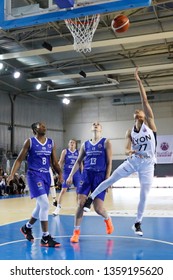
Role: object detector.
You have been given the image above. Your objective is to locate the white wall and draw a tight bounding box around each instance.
[63,97,173,159]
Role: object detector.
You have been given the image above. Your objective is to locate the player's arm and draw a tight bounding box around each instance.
[105,139,112,179]
[125,129,136,156]
[79,160,84,173]
[7,139,30,184]
[58,149,66,169]
[134,67,157,132]
[51,144,63,183]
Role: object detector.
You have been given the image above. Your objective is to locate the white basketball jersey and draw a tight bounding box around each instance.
[131,123,156,161]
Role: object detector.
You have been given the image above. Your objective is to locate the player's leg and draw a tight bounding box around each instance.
[84,160,135,211]
[93,196,114,234]
[132,164,154,236]
[71,170,91,243]
[52,172,69,216]
[37,193,61,247]
[70,193,87,243]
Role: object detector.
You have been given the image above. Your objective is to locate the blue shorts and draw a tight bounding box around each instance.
[62,170,82,192]
[27,170,51,199]
[78,169,106,201]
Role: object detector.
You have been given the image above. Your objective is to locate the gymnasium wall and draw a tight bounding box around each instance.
[0,91,173,176]
[0,91,64,156]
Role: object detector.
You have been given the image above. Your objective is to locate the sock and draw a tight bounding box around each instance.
[74,226,80,230]
[26,222,32,228]
[42,231,49,237]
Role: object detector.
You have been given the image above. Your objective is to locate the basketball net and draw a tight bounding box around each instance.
[64,14,100,53]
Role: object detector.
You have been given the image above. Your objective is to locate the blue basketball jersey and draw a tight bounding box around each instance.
[83,137,107,172]
[63,149,79,172]
[27,137,53,173]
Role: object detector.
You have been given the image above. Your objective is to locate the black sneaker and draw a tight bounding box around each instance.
[132,222,143,236]
[40,235,61,247]
[20,225,34,241]
[83,197,93,212]
[53,200,57,207]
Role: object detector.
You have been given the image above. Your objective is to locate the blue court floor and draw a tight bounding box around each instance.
[1,214,173,260]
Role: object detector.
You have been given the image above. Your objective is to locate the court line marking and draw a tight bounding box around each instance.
[0,235,173,247]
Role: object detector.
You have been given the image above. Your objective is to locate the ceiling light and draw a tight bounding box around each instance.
[62,98,70,105]
[0,62,4,70]
[79,70,86,78]
[36,83,42,90]
[42,41,53,51]
[13,71,21,79]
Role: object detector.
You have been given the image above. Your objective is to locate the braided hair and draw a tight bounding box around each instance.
[31,122,40,135]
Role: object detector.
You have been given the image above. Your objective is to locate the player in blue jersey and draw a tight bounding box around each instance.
[66,122,114,243]
[52,139,82,216]
[7,122,63,247]
[83,67,157,236]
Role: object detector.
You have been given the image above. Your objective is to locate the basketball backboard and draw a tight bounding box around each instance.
[0,0,151,30]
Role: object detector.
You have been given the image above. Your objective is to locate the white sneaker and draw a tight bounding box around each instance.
[52,205,61,216]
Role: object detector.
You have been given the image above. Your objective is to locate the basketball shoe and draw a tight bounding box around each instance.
[83,197,93,212]
[40,235,61,247]
[132,222,143,236]
[104,217,114,234]
[20,225,34,242]
[53,200,57,207]
[70,229,80,243]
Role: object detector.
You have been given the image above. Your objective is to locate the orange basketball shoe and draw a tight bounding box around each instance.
[70,229,80,243]
[104,217,114,234]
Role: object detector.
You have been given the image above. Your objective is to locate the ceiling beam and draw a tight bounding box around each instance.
[56,84,173,97]
[27,63,173,82]
[0,31,173,61]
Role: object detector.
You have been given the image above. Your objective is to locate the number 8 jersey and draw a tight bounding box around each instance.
[27,137,53,173]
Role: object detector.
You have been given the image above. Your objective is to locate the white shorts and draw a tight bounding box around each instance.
[115,155,155,186]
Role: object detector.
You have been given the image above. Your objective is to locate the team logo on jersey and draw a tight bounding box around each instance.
[143,128,147,132]
[98,144,102,149]
[160,142,169,151]
[37,181,42,187]
[48,144,52,148]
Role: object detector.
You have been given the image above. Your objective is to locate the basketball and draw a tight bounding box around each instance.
[111,14,130,33]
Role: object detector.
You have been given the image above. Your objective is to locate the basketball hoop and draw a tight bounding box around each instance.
[64,14,100,53]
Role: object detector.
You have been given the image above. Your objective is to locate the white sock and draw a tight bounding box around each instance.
[26,222,32,228]
[42,231,49,237]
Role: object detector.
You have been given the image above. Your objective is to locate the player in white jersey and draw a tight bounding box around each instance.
[83,67,157,236]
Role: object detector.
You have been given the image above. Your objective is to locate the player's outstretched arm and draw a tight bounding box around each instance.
[135,67,157,132]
